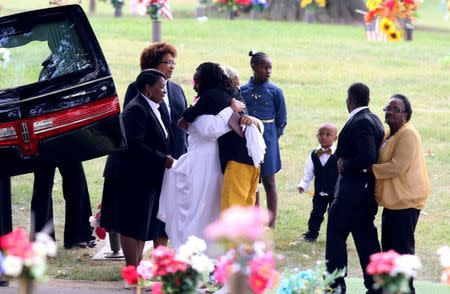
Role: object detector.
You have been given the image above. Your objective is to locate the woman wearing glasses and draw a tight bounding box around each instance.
[369,94,430,294]
[124,42,187,159]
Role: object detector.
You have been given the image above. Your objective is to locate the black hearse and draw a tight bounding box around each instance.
[0,5,126,176]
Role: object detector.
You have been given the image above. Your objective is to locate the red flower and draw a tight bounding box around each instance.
[385,0,396,10]
[122,266,140,285]
[95,227,107,240]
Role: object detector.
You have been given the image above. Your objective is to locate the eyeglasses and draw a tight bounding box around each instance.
[160,60,176,67]
[383,106,405,113]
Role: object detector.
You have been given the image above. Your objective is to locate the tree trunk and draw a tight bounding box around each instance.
[89,0,96,14]
[268,0,298,21]
[269,0,366,22]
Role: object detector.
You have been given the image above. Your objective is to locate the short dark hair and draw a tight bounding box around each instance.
[249,50,269,67]
[135,69,166,92]
[140,42,177,70]
[390,93,413,121]
[347,82,370,106]
[195,62,234,94]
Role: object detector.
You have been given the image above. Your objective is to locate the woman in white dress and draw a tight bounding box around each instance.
[158,63,245,256]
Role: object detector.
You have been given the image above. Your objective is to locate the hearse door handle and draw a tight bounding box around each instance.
[61,90,96,100]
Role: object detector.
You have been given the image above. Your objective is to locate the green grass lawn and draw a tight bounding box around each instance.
[3,0,450,292]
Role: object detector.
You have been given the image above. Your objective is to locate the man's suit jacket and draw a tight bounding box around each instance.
[334,108,384,217]
[124,80,187,159]
[105,94,171,185]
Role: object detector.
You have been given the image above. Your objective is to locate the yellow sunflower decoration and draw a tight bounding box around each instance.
[366,0,382,11]
[380,17,395,34]
[387,29,402,41]
[300,0,326,8]
[300,0,313,8]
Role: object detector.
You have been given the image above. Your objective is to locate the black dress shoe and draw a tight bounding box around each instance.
[64,239,97,249]
[0,279,9,287]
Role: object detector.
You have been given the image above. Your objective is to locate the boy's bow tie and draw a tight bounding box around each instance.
[316,148,332,157]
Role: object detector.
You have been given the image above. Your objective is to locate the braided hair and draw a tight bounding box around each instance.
[249,50,269,67]
[390,93,413,121]
[195,62,234,94]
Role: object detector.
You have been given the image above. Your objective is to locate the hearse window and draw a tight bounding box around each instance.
[0,20,92,90]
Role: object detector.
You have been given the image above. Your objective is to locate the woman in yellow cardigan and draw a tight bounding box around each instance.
[369,94,430,293]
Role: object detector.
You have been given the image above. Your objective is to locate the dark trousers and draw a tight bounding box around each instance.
[382,207,420,294]
[326,203,381,294]
[0,176,12,236]
[307,194,333,238]
[31,161,93,248]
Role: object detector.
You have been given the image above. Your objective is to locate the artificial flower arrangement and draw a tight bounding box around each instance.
[252,0,270,11]
[276,261,344,294]
[0,228,56,288]
[437,246,450,286]
[366,250,422,294]
[121,236,214,294]
[300,0,326,11]
[137,0,173,20]
[213,0,253,18]
[365,0,421,41]
[89,204,107,240]
[206,206,280,294]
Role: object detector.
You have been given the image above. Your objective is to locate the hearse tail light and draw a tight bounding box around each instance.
[0,126,18,143]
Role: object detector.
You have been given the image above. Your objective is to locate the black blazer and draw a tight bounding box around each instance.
[335,108,384,175]
[334,108,384,216]
[124,80,187,159]
[105,95,171,184]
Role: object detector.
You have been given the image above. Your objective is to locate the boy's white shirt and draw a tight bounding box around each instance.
[297,143,336,191]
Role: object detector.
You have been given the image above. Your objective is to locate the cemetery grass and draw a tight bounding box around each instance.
[7,9,450,284]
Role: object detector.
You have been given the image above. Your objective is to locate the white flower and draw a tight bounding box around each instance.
[35,232,57,257]
[253,241,266,256]
[2,255,23,277]
[0,48,10,68]
[191,254,215,273]
[186,236,207,253]
[437,246,450,268]
[391,254,422,278]
[137,260,154,280]
[89,215,98,228]
[178,236,207,262]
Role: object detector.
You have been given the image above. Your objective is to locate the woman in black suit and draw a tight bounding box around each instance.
[102,69,174,266]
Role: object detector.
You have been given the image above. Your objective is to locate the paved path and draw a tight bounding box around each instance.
[2,279,129,294]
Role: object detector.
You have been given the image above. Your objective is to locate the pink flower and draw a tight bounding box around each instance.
[214,255,237,285]
[152,282,163,294]
[442,267,450,286]
[151,246,187,276]
[205,206,269,242]
[248,253,280,293]
[0,228,33,259]
[366,250,400,276]
[137,260,154,280]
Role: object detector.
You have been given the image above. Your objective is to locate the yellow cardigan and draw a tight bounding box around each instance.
[373,122,430,210]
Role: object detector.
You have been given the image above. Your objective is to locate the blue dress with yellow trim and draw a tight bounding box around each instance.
[241,78,287,177]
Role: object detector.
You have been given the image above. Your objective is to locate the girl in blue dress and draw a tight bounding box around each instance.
[241,50,287,228]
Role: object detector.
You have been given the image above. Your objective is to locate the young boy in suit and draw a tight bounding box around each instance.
[297,123,338,242]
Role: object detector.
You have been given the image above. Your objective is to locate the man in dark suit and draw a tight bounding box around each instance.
[31,161,95,249]
[325,82,385,294]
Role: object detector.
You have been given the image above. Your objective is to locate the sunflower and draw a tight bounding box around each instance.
[316,0,326,7]
[387,29,402,41]
[379,17,395,34]
[366,0,382,11]
[300,0,313,8]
